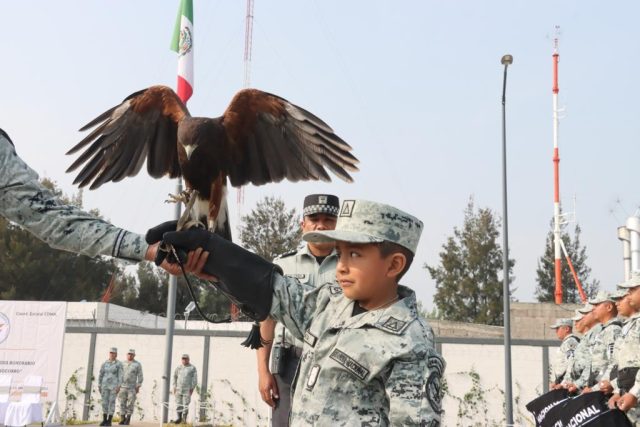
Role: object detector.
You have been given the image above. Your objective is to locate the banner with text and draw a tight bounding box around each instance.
[0,301,67,402]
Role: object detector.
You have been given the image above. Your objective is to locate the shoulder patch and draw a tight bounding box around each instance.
[381,317,407,333]
[425,353,444,414]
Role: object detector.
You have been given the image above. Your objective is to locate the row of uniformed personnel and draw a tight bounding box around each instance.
[549,275,640,425]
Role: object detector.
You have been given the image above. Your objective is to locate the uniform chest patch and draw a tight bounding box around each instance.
[304,330,318,347]
[381,317,407,333]
[329,286,343,295]
[330,349,369,380]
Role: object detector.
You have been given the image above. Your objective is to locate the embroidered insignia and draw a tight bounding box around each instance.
[425,353,444,414]
[381,317,406,333]
[330,349,369,380]
[339,200,355,217]
[319,195,328,204]
[329,286,343,295]
[306,364,321,390]
[304,330,317,347]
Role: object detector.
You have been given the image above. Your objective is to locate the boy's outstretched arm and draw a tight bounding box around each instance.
[386,349,445,427]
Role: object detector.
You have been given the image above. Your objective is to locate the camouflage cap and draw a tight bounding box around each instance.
[611,289,629,300]
[128,349,136,355]
[109,347,118,353]
[578,303,594,314]
[181,354,189,359]
[618,273,640,289]
[588,290,615,305]
[549,318,573,329]
[303,200,422,254]
[571,311,584,322]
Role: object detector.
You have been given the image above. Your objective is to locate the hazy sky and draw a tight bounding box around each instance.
[2,1,639,309]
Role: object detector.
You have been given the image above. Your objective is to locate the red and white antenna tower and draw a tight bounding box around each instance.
[237,0,254,209]
[552,28,587,304]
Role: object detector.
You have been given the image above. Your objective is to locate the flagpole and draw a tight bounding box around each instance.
[162,1,194,424]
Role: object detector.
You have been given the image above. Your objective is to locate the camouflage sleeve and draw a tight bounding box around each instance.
[173,367,178,388]
[191,368,198,389]
[99,363,105,386]
[269,274,324,341]
[574,358,591,389]
[386,349,444,426]
[0,136,148,261]
[138,363,144,386]
[118,362,124,384]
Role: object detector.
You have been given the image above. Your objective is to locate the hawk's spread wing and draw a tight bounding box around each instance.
[220,89,359,187]
[66,86,189,189]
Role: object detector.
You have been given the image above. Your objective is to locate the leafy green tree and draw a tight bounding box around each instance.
[535,222,599,303]
[238,196,302,261]
[0,179,119,301]
[426,197,515,326]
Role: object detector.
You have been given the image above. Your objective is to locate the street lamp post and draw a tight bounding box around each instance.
[501,53,514,426]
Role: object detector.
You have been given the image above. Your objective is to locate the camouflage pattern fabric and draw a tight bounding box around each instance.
[273,244,338,350]
[270,277,444,426]
[589,319,622,384]
[303,199,423,253]
[0,133,147,260]
[552,334,579,383]
[173,364,197,416]
[119,360,143,416]
[572,323,604,388]
[99,360,124,415]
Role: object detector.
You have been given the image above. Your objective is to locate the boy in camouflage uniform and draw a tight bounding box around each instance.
[172,354,197,423]
[607,275,640,424]
[118,349,143,425]
[99,348,124,426]
[158,199,446,426]
[549,318,580,387]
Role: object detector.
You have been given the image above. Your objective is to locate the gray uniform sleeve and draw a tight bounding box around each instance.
[138,363,144,386]
[386,348,444,426]
[0,136,148,260]
[269,273,323,341]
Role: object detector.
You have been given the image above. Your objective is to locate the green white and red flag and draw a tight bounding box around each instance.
[170,0,194,103]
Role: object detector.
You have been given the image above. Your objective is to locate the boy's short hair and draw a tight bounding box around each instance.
[303,199,423,255]
[377,241,414,281]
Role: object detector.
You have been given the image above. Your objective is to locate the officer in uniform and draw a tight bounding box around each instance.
[172,354,198,424]
[256,194,339,426]
[608,275,640,424]
[549,318,580,387]
[0,129,178,269]
[118,349,143,425]
[99,347,124,426]
[581,291,622,392]
[565,303,603,393]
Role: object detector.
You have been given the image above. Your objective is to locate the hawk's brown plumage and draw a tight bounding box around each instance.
[66,86,359,239]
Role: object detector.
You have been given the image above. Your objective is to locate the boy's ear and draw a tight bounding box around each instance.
[386,252,407,279]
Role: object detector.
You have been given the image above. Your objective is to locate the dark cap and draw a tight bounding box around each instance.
[303,194,339,217]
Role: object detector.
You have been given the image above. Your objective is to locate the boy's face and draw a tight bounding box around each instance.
[334,241,400,307]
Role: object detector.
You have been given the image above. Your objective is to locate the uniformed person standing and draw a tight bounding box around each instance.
[608,275,640,424]
[172,354,198,424]
[99,347,124,426]
[565,304,603,393]
[256,194,339,426]
[118,349,143,425]
[581,291,622,392]
[549,318,579,388]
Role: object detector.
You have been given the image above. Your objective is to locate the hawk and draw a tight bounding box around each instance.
[66,86,359,239]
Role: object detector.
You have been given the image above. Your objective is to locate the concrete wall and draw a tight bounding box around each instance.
[57,326,558,426]
[510,302,581,340]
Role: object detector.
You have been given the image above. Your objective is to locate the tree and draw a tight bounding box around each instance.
[426,197,515,326]
[0,179,120,301]
[238,196,302,261]
[535,222,599,303]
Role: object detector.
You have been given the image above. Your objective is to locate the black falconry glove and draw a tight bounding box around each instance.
[159,228,280,325]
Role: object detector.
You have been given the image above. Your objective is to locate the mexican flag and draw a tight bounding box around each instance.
[171,0,194,103]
